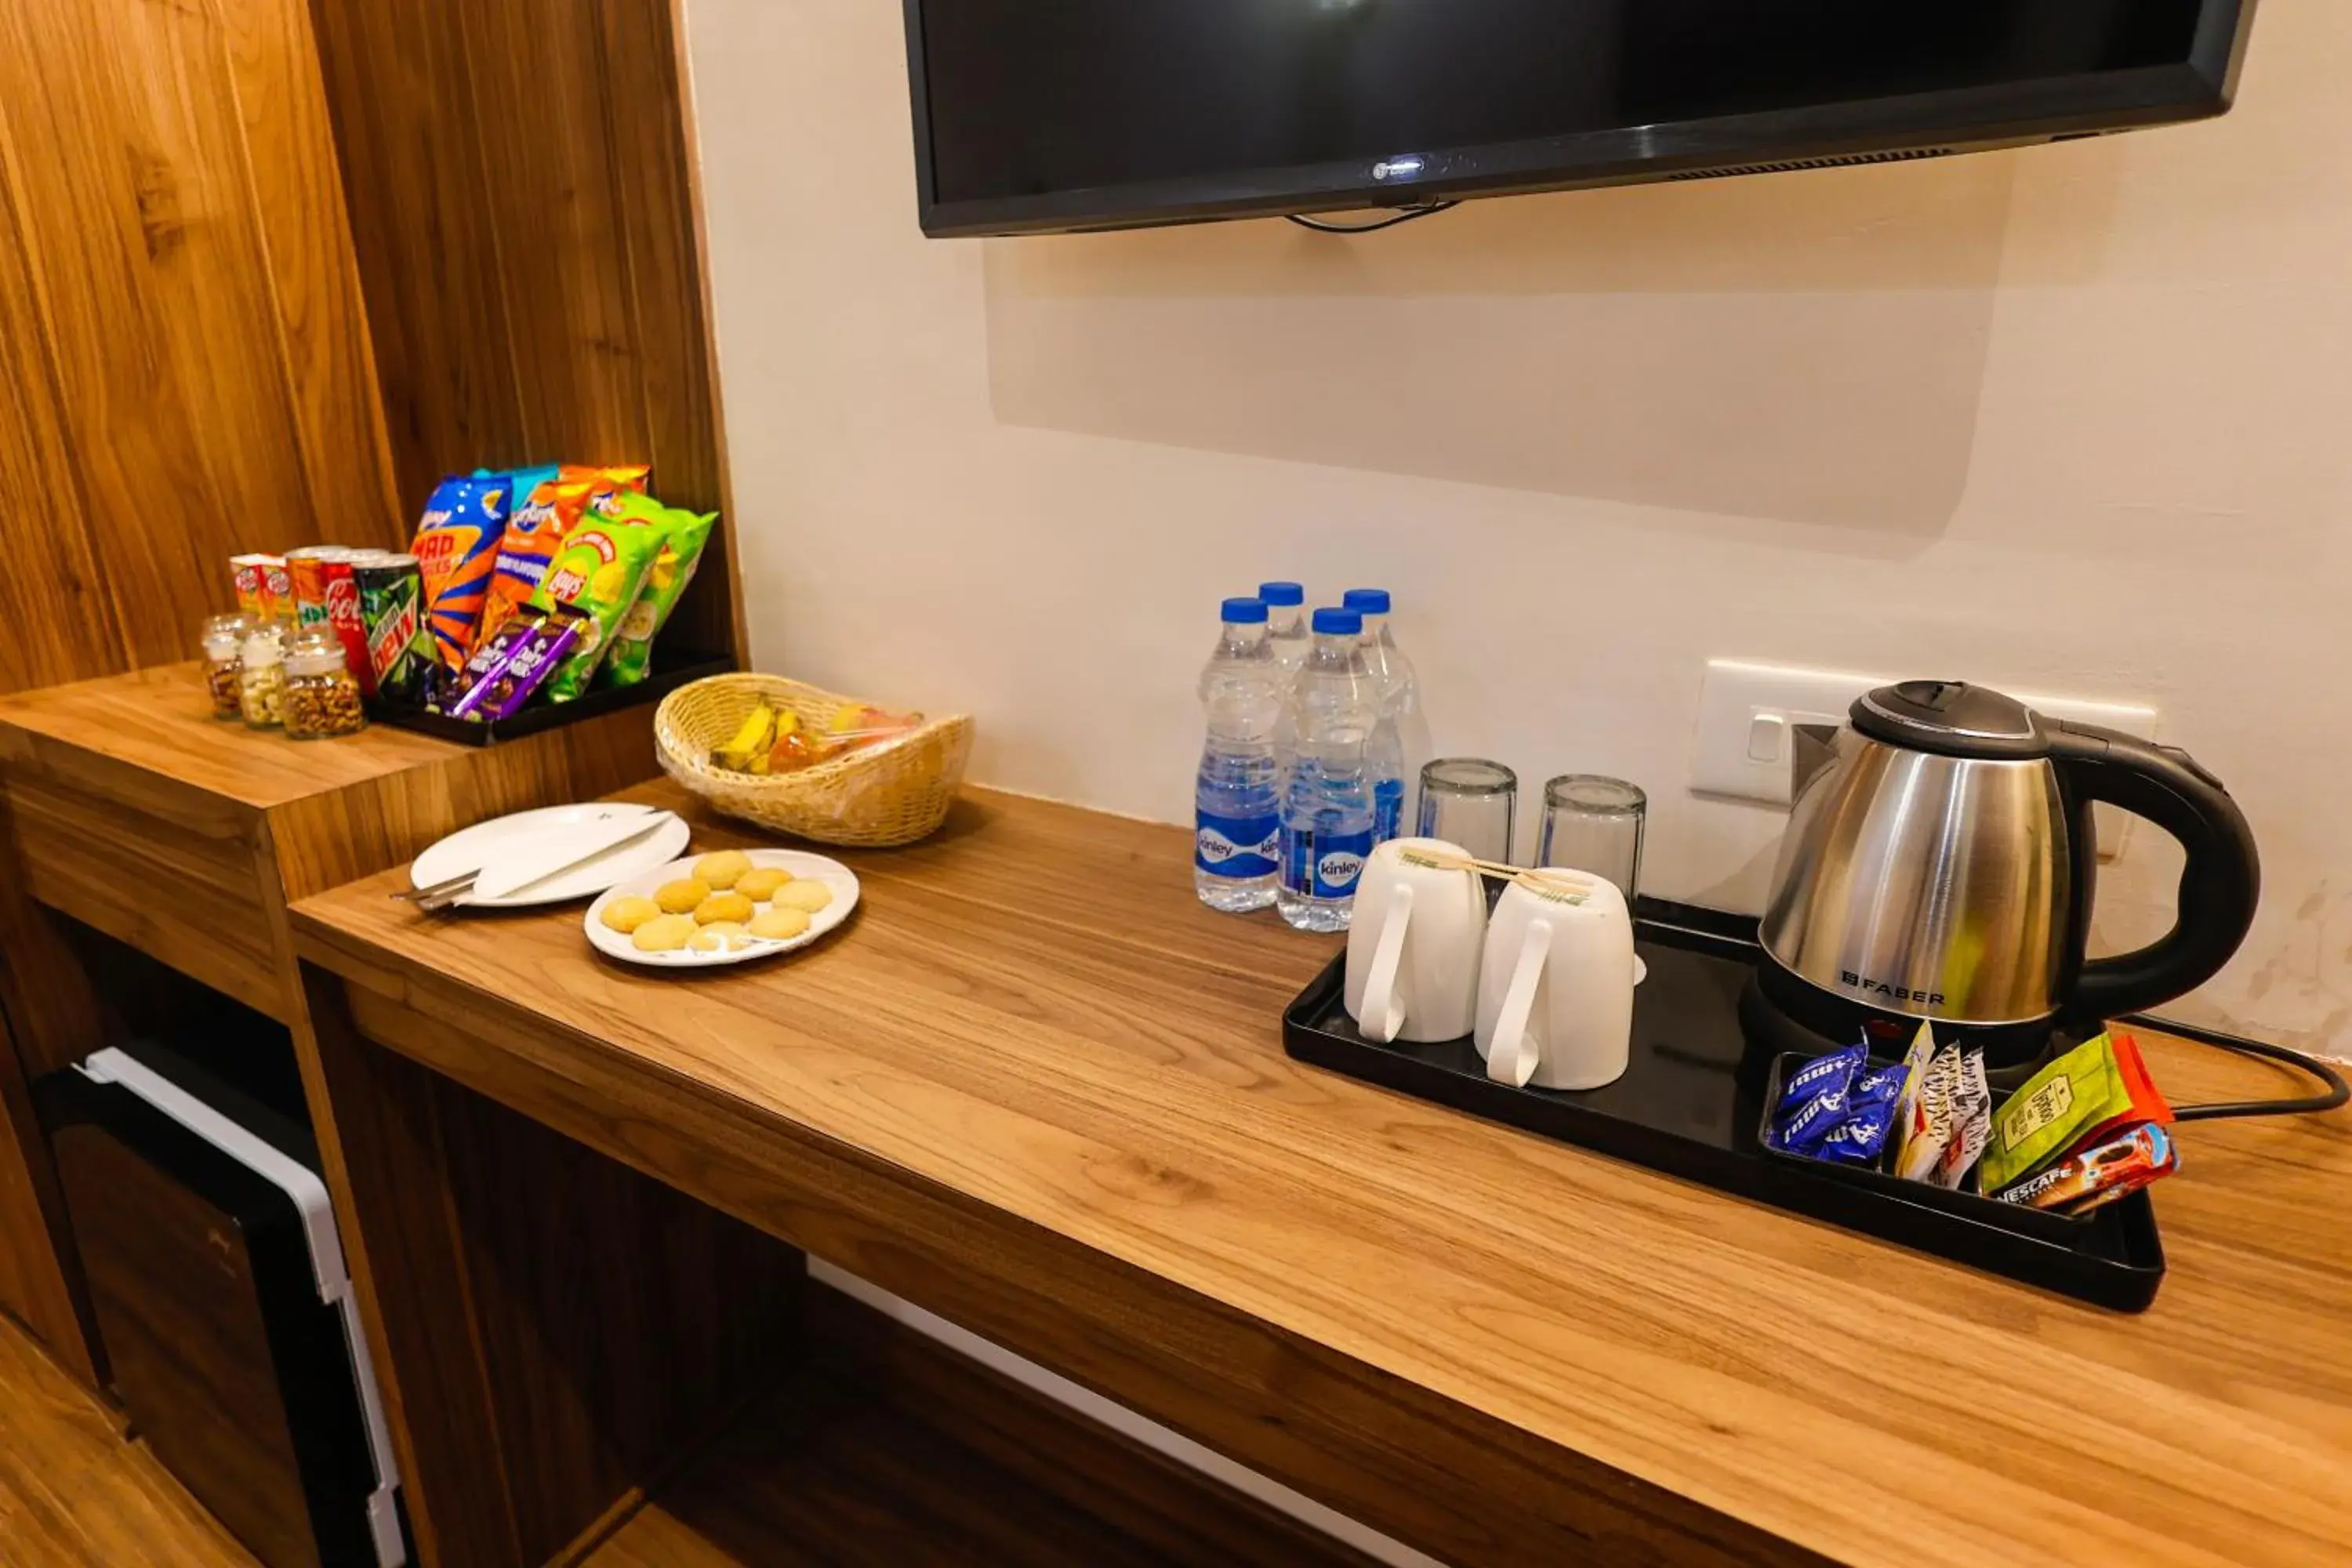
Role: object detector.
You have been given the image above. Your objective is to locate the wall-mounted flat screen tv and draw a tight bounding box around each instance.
[903,1,2257,237]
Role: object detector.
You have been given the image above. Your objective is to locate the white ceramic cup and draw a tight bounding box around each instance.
[1474,872,1638,1091]
[1344,838,1489,1044]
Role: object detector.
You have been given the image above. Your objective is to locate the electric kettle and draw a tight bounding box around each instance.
[1758,681,2259,1062]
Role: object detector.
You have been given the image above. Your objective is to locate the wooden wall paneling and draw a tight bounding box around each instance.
[458,0,646,466]
[307,0,746,657]
[215,0,405,546]
[299,0,529,512]
[0,0,321,659]
[595,0,743,659]
[0,158,123,694]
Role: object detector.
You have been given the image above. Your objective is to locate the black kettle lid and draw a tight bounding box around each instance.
[1851,680,2049,760]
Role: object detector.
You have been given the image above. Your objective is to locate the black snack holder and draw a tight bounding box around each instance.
[1280,900,2166,1311]
[373,648,732,747]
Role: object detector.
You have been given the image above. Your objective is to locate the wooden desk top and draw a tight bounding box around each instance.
[0,662,459,811]
[289,782,2352,1566]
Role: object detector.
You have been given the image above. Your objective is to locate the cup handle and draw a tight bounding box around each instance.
[1487,919,1552,1088]
[1358,884,1414,1044]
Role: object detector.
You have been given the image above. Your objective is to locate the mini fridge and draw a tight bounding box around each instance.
[46,1040,407,1567]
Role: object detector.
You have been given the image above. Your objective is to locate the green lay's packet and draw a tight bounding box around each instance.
[600,495,718,688]
[524,512,663,702]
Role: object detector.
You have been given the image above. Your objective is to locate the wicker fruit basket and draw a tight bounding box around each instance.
[655,673,973,848]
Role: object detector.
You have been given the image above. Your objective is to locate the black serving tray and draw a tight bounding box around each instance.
[1281,900,2166,1311]
[374,647,732,746]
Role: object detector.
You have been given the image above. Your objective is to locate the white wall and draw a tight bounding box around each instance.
[684,0,2352,1053]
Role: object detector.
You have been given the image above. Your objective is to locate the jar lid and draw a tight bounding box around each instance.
[241,626,286,666]
[285,627,349,677]
[201,630,244,659]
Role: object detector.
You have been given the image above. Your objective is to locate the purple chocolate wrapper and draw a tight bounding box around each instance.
[448,613,582,720]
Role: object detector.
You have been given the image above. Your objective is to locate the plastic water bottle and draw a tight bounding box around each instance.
[1260,582,1309,675]
[1278,607,1377,932]
[1344,589,1432,844]
[1195,597,1284,913]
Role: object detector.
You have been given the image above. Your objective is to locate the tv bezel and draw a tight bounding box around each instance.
[903,0,2256,238]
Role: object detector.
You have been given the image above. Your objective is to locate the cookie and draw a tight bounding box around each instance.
[695,891,755,925]
[770,879,834,914]
[655,877,710,915]
[690,921,750,953]
[694,850,752,891]
[749,906,811,942]
[600,895,661,935]
[734,866,790,902]
[630,913,698,953]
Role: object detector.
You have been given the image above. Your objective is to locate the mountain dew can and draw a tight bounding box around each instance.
[356,553,434,707]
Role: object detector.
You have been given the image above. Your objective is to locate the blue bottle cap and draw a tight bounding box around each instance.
[1221,597,1269,625]
[1312,607,1363,637]
[1258,581,1305,608]
[1342,588,1392,615]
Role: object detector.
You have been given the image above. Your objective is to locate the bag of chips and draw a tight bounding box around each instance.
[524,512,663,702]
[601,497,717,687]
[411,476,509,671]
[565,462,651,501]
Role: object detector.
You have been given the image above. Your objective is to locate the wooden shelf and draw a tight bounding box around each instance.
[592,1284,1374,1568]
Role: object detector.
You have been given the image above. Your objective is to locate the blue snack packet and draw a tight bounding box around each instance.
[1772,1084,1849,1152]
[1776,1045,1866,1116]
[1815,1094,1900,1166]
[1849,1063,1907,1111]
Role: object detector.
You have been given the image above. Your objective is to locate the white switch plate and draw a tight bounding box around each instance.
[1690,660,2158,862]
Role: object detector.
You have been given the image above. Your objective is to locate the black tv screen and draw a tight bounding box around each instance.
[904,1,2256,236]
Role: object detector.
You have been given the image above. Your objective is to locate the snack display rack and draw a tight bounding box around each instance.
[376,648,732,747]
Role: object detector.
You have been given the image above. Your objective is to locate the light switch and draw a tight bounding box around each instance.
[1746,713,1786,764]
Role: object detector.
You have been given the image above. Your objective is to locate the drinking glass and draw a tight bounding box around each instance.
[1416,760,1518,866]
[1537,775,1646,904]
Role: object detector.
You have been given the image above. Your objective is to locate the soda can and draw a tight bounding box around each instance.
[286,546,353,628]
[261,555,298,626]
[232,553,286,624]
[318,551,376,697]
[355,554,435,708]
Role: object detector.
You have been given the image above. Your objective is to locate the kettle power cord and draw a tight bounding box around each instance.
[2122,1014,2352,1122]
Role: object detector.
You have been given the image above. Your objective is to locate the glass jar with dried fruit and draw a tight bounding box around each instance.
[200,613,249,720]
[239,625,287,730]
[283,627,368,739]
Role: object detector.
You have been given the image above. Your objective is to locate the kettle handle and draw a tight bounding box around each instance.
[2050,721,2260,1024]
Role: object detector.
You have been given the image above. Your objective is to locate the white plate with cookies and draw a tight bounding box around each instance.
[584,848,860,968]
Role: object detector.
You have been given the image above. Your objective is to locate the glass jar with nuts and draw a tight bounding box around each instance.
[283,627,368,739]
[200,613,250,720]
[239,625,287,730]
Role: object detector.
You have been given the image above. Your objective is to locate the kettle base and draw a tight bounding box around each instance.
[1748,961,2069,1082]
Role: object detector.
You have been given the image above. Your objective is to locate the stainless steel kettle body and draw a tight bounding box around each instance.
[1762,729,2071,1025]
[1760,681,2260,1044]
